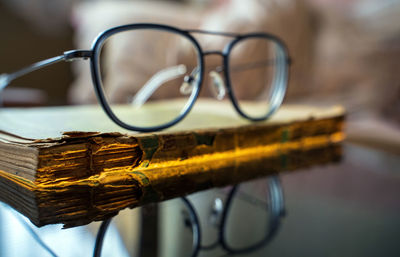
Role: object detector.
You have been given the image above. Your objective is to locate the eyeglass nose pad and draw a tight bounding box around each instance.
[209,71,226,100]
[180,69,201,96]
[180,75,194,95]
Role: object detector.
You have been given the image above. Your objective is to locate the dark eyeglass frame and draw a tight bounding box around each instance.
[0,23,290,132]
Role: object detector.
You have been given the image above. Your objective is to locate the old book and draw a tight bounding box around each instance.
[0,99,345,227]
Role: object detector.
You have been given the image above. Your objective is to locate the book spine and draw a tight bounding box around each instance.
[35,116,344,184]
[28,116,344,227]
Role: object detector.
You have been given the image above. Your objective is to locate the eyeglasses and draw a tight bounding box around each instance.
[0,23,290,132]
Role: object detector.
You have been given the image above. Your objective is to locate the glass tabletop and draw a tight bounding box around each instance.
[0,142,399,257]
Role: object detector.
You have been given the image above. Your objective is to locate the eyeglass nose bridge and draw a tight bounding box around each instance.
[202,50,227,73]
[201,51,229,100]
[202,50,225,57]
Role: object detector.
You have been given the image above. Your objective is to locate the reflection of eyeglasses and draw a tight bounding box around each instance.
[0,23,290,132]
[180,176,285,257]
[90,176,285,257]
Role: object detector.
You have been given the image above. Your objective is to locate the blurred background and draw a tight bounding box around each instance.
[0,0,399,112]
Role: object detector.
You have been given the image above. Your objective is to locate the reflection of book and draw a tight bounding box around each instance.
[0,100,345,227]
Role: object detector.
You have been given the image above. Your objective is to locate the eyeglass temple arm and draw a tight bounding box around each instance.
[131,65,199,108]
[131,64,189,107]
[0,50,92,92]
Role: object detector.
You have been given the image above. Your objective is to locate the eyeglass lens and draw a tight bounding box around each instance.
[223,179,274,250]
[228,36,287,119]
[97,28,201,129]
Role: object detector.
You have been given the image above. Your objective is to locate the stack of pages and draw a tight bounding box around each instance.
[0,100,345,227]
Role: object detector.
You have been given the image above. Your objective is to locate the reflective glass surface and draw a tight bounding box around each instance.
[0,143,399,257]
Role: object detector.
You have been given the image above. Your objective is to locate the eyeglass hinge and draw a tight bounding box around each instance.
[63,50,93,62]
